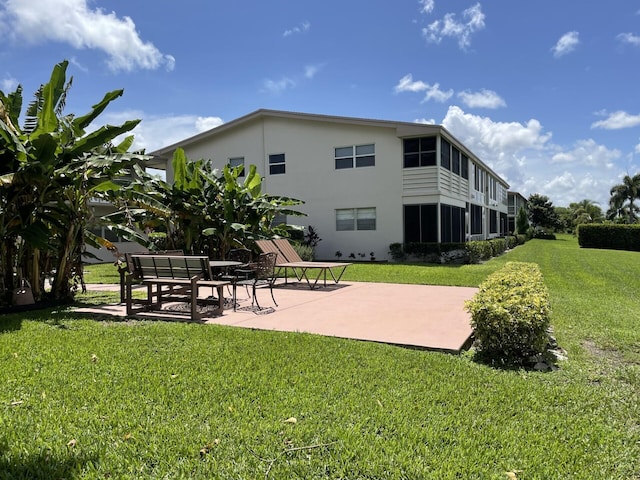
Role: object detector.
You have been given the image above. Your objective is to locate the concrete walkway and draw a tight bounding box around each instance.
[75,281,477,353]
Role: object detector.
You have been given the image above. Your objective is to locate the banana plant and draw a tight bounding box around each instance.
[0,60,147,303]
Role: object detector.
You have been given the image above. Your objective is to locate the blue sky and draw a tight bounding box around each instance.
[1,0,639,208]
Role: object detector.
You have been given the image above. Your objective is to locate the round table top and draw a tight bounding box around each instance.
[209,260,243,268]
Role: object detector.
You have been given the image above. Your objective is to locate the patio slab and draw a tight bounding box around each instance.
[75,281,477,353]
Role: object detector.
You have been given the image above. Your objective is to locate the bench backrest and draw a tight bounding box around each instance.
[121,250,183,277]
[130,255,212,281]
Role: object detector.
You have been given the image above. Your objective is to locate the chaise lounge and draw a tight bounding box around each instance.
[255,238,352,289]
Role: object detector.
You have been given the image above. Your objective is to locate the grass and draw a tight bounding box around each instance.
[1,235,639,479]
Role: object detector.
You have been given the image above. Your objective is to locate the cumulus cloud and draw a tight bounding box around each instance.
[552,31,580,58]
[550,139,620,168]
[98,110,224,152]
[415,117,437,124]
[457,89,506,109]
[283,21,310,37]
[592,110,640,129]
[617,32,640,46]
[422,3,486,49]
[438,105,623,206]
[0,0,174,72]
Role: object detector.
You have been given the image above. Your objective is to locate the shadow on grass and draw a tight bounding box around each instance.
[0,444,97,480]
[0,315,22,333]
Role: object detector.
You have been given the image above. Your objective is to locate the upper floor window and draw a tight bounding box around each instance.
[403,136,436,168]
[269,153,286,175]
[229,157,245,176]
[461,154,469,179]
[441,138,451,170]
[336,207,376,231]
[335,144,375,169]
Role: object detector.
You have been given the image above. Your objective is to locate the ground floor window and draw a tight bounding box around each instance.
[229,157,245,176]
[336,207,376,231]
[489,209,498,234]
[440,204,465,243]
[470,204,483,235]
[404,204,438,243]
[500,212,508,236]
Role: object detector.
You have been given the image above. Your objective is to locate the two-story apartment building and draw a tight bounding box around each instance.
[150,109,510,261]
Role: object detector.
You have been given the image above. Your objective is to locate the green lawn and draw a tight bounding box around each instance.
[2,236,639,479]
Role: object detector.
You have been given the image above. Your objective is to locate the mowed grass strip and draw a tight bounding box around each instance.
[1,235,638,479]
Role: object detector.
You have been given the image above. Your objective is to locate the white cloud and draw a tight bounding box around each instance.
[394,75,452,101]
[414,117,436,124]
[262,77,296,94]
[394,74,429,93]
[0,0,174,72]
[457,89,506,109]
[99,110,224,152]
[617,32,640,46]
[419,0,435,14]
[550,139,620,168]
[263,64,324,94]
[422,3,485,49]
[636,143,640,154]
[283,21,310,37]
[1,76,18,92]
[552,31,580,58]
[304,63,324,79]
[591,110,640,130]
[423,83,454,102]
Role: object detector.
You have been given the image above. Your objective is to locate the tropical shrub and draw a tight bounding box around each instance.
[464,241,493,263]
[466,262,552,364]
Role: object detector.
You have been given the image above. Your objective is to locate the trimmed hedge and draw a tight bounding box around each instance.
[465,262,551,363]
[577,223,640,251]
[390,237,522,264]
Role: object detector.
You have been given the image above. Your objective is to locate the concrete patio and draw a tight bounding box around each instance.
[75,281,478,353]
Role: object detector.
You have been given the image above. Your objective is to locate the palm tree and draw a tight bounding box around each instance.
[609,174,640,224]
[569,199,603,227]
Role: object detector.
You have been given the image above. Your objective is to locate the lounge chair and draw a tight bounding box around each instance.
[256,238,352,289]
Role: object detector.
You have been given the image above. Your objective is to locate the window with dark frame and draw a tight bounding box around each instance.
[440,138,451,170]
[471,204,483,235]
[403,136,437,168]
[269,153,286,175]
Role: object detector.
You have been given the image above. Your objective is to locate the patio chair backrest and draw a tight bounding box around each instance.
[271,238,303,263]
[254,252,278,281]
[228,248,252,265]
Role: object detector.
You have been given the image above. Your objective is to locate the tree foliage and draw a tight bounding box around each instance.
[516,206,530,235]
[0,60,146,304]
[527,194,559,231]
[607,173,640,224]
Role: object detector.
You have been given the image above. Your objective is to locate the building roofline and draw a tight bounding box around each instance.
[149,108,509,187]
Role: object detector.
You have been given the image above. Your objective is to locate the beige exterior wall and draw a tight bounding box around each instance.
[152,110,510,261]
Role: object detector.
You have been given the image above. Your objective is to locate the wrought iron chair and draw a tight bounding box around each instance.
[232,252,278,311]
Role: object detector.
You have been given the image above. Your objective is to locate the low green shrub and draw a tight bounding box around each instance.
[516,234,527,245]
[489,238,506,256]
[533,231,556,240]
[388,242,406,261]
[506,235,518,249]
[577,223,640,251]
[465,241,492,263]
[465,261,551,364]
[292,242,314,260]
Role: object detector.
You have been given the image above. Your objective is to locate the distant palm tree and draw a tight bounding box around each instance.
[569,199,603,225]
[608,174,640,223]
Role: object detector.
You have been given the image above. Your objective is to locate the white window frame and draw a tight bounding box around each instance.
[334,144,375,170]
[269,153,286,175]
[336,207,376,231]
